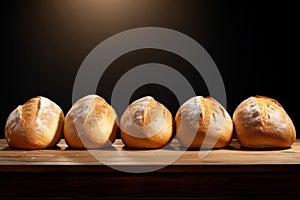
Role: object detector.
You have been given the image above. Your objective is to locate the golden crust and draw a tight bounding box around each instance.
[175,96,233,149]
[5,96,64,149]
[63,95,118,148]
[233,96,296,148]
[120,96,174,149]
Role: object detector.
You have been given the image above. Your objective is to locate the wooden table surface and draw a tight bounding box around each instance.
[1,139,300,171]
[1,139,300,199]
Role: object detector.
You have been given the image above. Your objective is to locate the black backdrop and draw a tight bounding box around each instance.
[3,0,299,138]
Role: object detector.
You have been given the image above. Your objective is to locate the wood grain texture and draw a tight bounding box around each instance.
[1,139,300,170]
[1,139,300,199]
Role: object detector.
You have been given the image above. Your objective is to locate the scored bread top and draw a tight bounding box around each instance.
[120,96,174,148]
[256,96,292,135]
[233,95,296,148]
[6,96,63,135]
[121,96,169,138]
[177,96,202,124]
[5,96,64,149]
[176,96,220,136]
[233,96,294,134]
[127,96,153,126]
[64,94,118,148]
[175,96,233,148]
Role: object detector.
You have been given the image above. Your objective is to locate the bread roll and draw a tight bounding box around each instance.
[64,95,118,148]
[233,96,296,149]
[5,96,64,149]
[175,96,233,148]
[120,96,174,149]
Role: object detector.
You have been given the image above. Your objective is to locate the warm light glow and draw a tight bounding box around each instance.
[76,0,125,9]
[41,0,161,28]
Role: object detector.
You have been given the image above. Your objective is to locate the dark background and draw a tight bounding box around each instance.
[3,0,299,138]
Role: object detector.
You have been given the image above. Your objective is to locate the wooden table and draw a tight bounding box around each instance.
[1,139,300,199]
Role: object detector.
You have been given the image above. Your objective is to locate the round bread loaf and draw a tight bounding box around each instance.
[175,96,233,149]
[5,96,64,149]
[233,96,296,149]
[64,95,118,148]
[120,96,174,149]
